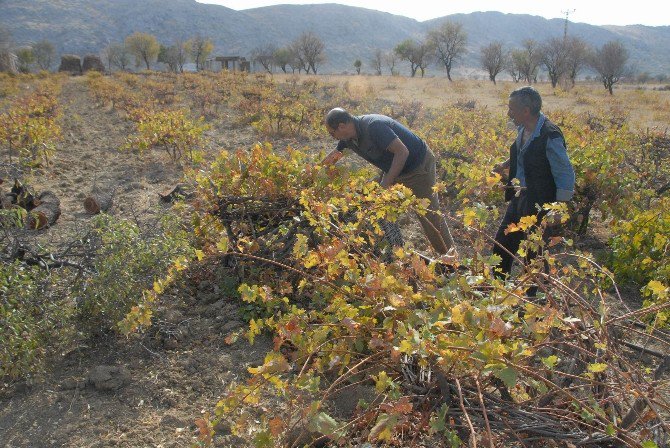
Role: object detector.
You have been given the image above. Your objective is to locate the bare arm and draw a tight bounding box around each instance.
[380,138,410,188]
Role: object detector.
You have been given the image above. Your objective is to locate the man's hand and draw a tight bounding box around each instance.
[492,159,510,182]
[321,149,343,166]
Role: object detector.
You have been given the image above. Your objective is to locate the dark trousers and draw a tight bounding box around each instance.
[492,194,557,281]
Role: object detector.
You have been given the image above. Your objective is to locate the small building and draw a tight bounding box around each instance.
[204,56,251,72]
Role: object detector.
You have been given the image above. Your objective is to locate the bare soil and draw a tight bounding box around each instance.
[0,76,274,448]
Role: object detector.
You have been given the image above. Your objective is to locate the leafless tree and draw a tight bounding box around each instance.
[395,39,433,77]
[158,40,188,73]
[590,40,629,94]
[480,41,506,84]
[288,41,306,73]
[384,50,397,75]
[514,39,542,83]
[32,40,55,71]
[102,43,131,72]
[427,20,467,81]
[564,36,590,86]
[370,48,383,76]
[291,32,325,74]
[506,50,523,82]
[251,43,277,74]
[541,37,569,88]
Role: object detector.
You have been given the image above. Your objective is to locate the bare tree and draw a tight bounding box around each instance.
[427,20,467,81]
[480,41,506,84]
[32,39,55,71]
[564,36,590,86]
[590,40,629,94]
[395,39,432,77]
[384,50,397,75]
[507,50,523,82]
[288,41,306,73]
[370,49,383,76]
[187,35,214,71]
[541,37,569,88]
[515,39,542,83]
[291,32,325,74]
[158,40,188,73]
[103,43,131,72]
[251,43,277,74]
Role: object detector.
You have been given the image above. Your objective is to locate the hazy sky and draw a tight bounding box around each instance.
[196,0,669,26]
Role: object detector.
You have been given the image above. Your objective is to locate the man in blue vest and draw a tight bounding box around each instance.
[322,108,457,259]
[492,86,575,280]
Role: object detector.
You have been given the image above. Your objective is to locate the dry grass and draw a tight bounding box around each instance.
[274,73,670,130]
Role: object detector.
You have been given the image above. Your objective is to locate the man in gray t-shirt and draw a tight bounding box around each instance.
[322,107,457,258]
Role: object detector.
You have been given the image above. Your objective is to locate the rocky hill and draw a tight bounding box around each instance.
[1,0,668,75]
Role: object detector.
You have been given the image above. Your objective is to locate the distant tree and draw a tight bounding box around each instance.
[514,39,542,83]
[103,43,131,72]
[354,59,362,74]
[395,39,432,77]
[291,32,325,74]
[637,72,651,83]
[251,43,277,74]
[541,37,569,88]
[158,40,188,73]
[15,47,35,73]
[370,49,383,75]
[273,47,292,74]
[187,35,214,71]
[32,40,55,71]
[480,41,506,84]
[590,40,629,94]
[565,36,590,85]
[506,50,522,82]
[427,20,467,81]
[656,73,668,83]
[288,41,306,73]
[125,32,159,70]
[384,50,397,75]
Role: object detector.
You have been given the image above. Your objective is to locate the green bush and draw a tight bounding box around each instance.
[0,261,75,379]
[75,213,192,333]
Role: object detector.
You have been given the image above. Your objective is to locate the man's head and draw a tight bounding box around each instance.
[508,86,542,126]
[325,108,355,140]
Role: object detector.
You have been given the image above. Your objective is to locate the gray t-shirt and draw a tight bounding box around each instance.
[336,114,426,174]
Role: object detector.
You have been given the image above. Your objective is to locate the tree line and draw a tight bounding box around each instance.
[1,22,665,95]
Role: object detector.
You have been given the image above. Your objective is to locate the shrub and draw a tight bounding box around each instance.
[75,214,192,333]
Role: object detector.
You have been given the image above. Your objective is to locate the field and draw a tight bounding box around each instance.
[1,71,670,447]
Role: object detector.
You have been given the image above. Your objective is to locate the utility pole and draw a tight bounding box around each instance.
[562,9,576,39]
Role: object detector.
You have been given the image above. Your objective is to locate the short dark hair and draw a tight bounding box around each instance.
[325,107,354,128]
[510,86,542,116]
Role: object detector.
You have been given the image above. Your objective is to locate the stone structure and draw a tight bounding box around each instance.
[58,54,82,75]
[204,56,250,72]
[82,54,105,72]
